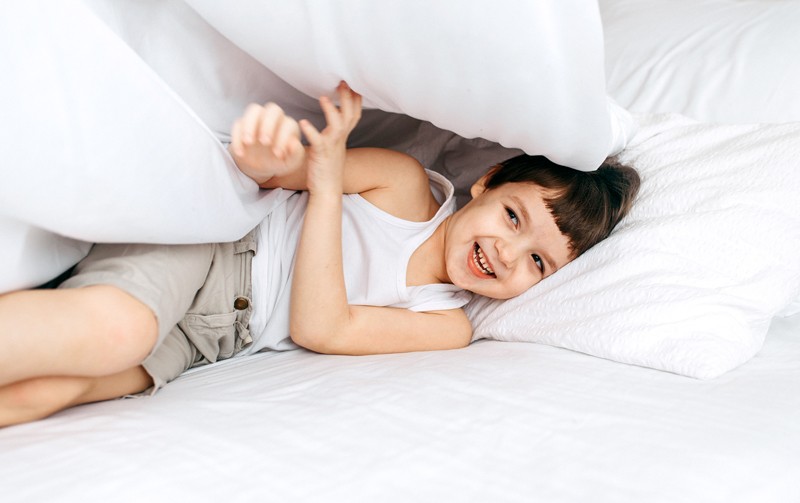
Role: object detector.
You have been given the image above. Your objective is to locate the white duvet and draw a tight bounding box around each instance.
[0,0,624,292]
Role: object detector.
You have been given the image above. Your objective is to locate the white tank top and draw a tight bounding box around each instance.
[245,170,471,354]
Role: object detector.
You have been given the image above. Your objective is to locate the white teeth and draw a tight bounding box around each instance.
[473,243,495,276]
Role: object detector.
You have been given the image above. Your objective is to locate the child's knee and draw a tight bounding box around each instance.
[77,285,159,371]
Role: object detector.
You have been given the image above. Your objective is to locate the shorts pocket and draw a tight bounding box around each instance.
[179,311,238,364]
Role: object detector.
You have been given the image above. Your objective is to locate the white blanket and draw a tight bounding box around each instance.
[0,0,623,292]
[0,1,282,291]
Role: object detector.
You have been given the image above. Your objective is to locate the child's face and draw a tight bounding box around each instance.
[443,179,573,300]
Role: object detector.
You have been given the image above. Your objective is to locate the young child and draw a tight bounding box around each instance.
[0,82,639,426]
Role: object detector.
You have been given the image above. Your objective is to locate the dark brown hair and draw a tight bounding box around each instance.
[484,154,640,258]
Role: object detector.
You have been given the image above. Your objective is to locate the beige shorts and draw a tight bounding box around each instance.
[59,230,258,391]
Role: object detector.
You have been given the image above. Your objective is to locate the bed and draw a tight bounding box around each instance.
[1,314,798,502]
[2,1,799,501]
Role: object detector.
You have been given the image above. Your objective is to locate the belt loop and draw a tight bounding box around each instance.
[233,226,259,255]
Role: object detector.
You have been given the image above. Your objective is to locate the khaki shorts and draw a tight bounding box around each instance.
[59,230,258,391]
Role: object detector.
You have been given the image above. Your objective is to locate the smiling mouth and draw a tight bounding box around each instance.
[472,242,496,277]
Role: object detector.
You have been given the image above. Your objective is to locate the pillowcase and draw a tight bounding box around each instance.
[185,0,632,171]
[466,114,800,379]
[600,0,800,123]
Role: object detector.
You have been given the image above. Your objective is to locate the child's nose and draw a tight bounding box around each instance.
[495,239,520,268]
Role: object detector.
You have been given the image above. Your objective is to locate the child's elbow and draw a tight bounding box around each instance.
[290,326,340,354]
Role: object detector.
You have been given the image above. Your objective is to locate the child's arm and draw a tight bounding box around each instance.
[287,83,472,355]
[229,100,436,219]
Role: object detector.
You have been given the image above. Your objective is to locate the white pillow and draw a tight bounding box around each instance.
[185,0,632,171]
[600,0,800,123]
[466,114,800,379]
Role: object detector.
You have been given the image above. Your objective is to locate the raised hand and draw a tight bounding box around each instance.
[297,81,362,196]
[229,102,306,185]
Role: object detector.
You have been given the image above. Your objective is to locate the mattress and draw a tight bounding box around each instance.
[2,313,799,502]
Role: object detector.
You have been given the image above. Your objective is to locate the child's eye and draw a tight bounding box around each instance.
[532,254,544,273]
[506,208,518,226]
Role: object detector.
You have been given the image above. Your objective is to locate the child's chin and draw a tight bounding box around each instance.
[480,288,521,301]
[469,288,505,300]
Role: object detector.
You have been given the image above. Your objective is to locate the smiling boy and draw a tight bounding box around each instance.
[0,83,639,425]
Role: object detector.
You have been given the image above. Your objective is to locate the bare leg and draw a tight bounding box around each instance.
[0,285,158,386]
[0,366,153,427]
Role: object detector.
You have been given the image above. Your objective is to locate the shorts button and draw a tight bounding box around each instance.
[233,297,249,310]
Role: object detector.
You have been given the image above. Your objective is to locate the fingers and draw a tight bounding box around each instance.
[315,81,362,137]
[240,103,271,145]
[231,103,300,160]
[230,104,267,157]
[318,95,341,132]
[337,81,362,126]
[272,117,301,159]
[298,119,322,147]
[284,136,306,166]
[256,103,285,144]
[230,118,245,157]
[230,82,361,158]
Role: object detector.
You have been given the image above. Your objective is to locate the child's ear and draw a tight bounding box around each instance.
[470,165,501,198]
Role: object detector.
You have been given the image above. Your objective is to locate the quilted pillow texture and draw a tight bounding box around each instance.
[466,114,800,379]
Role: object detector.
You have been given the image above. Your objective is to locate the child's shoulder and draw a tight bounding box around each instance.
[349,148,440,222]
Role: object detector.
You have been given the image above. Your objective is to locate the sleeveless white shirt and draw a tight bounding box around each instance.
[244,170,471,354]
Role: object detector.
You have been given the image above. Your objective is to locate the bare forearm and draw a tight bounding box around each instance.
[288,81,364,350]
[290,193,351,344]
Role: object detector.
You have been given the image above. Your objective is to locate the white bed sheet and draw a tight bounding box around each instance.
[2,314,799,502]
